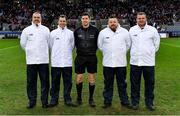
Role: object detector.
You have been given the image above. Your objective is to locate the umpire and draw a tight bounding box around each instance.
[20,12,50,109]
[49,15,75,107]
[98,15,131,109]
[129,12,160,111]
[74,12,99,107]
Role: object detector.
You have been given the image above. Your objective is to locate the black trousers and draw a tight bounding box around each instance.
[103,67,129,105]
[26,64,49,105]
[130,65,155,106]
[50,67,72,103]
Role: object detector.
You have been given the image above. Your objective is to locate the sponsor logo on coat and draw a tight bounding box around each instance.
[29,33,33,36]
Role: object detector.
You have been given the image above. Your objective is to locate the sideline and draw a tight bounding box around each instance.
[161,42,180,48]
[0,45,19,51]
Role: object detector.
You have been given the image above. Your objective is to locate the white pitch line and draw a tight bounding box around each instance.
[0,45,19,51]
[161,42,180,48]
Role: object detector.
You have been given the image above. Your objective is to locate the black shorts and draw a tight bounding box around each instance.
[75,55,97,74]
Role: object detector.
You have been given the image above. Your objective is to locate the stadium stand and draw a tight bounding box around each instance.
[0,0,180,38]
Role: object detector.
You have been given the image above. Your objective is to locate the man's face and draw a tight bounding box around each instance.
[58,17,67,28]
[108,18,118,32]
[136,15,147,27]
[81,15,90,27]
[32,13,41,25]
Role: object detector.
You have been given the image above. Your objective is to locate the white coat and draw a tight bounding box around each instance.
[129,24,160,66]
[50,26,74,67]
[20,23,50,64]
[98,25,131,67]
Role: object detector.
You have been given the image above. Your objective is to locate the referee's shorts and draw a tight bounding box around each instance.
[75,55,97,74]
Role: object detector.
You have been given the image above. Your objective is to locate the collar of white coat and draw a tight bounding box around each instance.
[137,22,148,30]
[107,24,121,33]
[32,22,41,27]
[58,25,67,31]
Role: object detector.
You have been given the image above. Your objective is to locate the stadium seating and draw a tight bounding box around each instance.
[0,0,179,31]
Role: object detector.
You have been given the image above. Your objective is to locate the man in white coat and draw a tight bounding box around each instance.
[20,12,50,109]
[49,15,75,107]
[98,15,131,109]
[129,12,160,111]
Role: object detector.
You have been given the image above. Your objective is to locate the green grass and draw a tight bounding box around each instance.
[0,38,180,115]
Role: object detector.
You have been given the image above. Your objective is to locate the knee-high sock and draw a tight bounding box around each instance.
[89,83,95,101]
[76,82,83,101]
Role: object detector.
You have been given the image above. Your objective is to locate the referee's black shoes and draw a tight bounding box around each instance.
[76,100,82,106]
[89,100,96,107]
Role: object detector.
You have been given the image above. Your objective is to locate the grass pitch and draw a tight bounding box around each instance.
[0,38,180,115]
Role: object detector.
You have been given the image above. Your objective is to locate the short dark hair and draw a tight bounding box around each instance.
[81,12,90,18]
[137,12,146,16]
[59,15,67,20]
[108,14,117,19]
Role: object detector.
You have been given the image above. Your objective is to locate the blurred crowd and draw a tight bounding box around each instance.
[0,0,179,31]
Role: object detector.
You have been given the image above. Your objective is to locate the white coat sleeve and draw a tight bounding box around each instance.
[153,29,160,52]
[49,32,54,51]
[98,31,103,51]
[71,32,75,50]
[46,29,51,49]
[125,33,131,52]
[20,29,27,51]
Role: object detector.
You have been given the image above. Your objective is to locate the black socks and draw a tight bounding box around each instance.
[89,83,95,101]
[76,82,95,101]
[76,82,83,101]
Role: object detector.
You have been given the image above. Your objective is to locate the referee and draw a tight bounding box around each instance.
[74,12,99,107]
